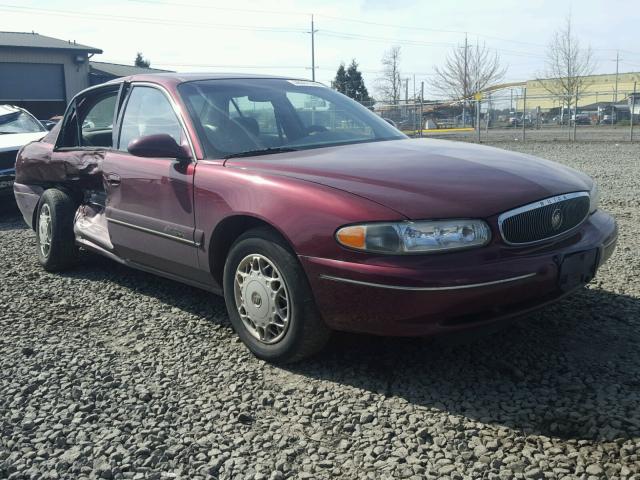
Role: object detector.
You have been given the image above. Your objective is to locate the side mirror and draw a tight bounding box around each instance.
[127,134,191,160]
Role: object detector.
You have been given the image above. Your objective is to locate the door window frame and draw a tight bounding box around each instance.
[54,83,123,152]
[115,82,197,162]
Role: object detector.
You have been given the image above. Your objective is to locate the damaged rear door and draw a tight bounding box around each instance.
[103,84,205,284]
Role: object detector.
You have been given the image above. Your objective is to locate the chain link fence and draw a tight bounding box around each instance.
[363,88,639,143]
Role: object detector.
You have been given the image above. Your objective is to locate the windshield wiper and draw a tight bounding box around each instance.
[224,147,298,160]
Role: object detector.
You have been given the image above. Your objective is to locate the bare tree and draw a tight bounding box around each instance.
[430,36,506,101]
[377,46,402,102]
[539,15,595,111]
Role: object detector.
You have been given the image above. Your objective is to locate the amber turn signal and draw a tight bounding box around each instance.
[336,225,366,249]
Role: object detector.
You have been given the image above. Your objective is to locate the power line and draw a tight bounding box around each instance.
[0,2,548,61]
[5,1,635,83]
[126,0,310,17]
[124,0,550,49]
[318,30,547,59]
[0,3,307,33]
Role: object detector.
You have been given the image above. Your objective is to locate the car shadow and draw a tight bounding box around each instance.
[286,287,640,442]
[6,207,637,443]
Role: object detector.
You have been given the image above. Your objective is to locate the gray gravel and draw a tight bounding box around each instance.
[1,141,639,479]
[423,126,636,143]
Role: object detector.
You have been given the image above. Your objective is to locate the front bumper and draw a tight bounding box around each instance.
[300,210,617,336]
[0,170,15,197]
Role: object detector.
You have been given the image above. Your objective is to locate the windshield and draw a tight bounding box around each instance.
[0,110,45,134]
[178,78,405,158]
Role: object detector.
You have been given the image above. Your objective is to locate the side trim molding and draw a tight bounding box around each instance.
[107,217,200,247]
[319,272,537,291]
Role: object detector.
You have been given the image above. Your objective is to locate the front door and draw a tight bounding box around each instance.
[103,85,201,281]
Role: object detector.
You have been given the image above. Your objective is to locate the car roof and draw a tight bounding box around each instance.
[103,72,315,88]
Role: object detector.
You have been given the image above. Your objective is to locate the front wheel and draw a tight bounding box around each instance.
[223,228,330,363]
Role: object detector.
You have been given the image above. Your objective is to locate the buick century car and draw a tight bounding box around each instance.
[14,74,617,362]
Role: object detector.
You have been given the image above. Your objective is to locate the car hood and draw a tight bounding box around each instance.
[0,132,46,152]
[225,139,592,219]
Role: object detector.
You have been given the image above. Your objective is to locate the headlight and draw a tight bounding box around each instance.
[336,219,491,254]
[589,182,599,213]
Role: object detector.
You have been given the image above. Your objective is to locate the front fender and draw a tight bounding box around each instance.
[194,162,404,261]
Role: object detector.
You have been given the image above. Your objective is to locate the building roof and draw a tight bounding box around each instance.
[89,61,173,77]
[0,31,102,53]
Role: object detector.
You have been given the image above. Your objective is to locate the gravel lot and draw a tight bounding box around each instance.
[423,126,636,143]
[1,142,639,479]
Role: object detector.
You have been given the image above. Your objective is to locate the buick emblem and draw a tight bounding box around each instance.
[551,208,563,230]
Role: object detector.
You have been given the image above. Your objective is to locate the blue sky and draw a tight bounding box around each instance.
[2,0,638,98]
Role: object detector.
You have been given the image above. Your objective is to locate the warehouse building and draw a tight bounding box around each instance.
[0,31,101,118]
[511,72,640,113]
[0,31,168,119]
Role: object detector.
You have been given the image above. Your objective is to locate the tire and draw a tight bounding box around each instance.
[35,189,78,272]
[223,227,331,363]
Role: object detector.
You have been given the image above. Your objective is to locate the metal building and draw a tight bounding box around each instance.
[0,31,102,118]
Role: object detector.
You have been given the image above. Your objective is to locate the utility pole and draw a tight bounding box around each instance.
[413,74,416,100]
[420,81,424,137]
[463,33,468,127]
[522,88,526,142]
[631,81,637,142]
[310,15,317,81]
[614,51,620,103]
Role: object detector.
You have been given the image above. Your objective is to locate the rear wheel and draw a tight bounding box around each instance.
[223,228,331,363]
[35,189,78,272]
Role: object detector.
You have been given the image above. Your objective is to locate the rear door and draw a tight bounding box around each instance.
[102,84,203,282]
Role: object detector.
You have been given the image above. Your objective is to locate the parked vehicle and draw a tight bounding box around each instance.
[571,114,592,125]
[600,114,616,125]
[0,105,47,196]
[508,115,532,127]
[14,74,617,363]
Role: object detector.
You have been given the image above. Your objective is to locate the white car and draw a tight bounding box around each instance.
[1,105,47,195]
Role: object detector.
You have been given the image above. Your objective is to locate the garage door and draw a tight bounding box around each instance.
[0,63,65,101]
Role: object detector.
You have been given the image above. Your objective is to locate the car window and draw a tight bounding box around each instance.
[230,96,280,135]
[0,111,44,134]
[82,95,116,132]
[119,86,183,151]
[286,91,373,139]
[80,93,118,147]
[179,79,404,158]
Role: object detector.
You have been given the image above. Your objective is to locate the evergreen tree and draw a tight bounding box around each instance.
[135,52,151,68]
[333,63,348,94]
[345,59,372,102]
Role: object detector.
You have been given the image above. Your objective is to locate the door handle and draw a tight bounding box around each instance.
[106,173,121,186]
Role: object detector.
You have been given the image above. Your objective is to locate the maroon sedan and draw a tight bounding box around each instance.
[13,74,617,363]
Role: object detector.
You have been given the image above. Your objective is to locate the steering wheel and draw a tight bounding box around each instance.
[305,125,328,135]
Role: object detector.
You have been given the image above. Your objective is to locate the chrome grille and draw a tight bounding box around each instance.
[498,192,590,245]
